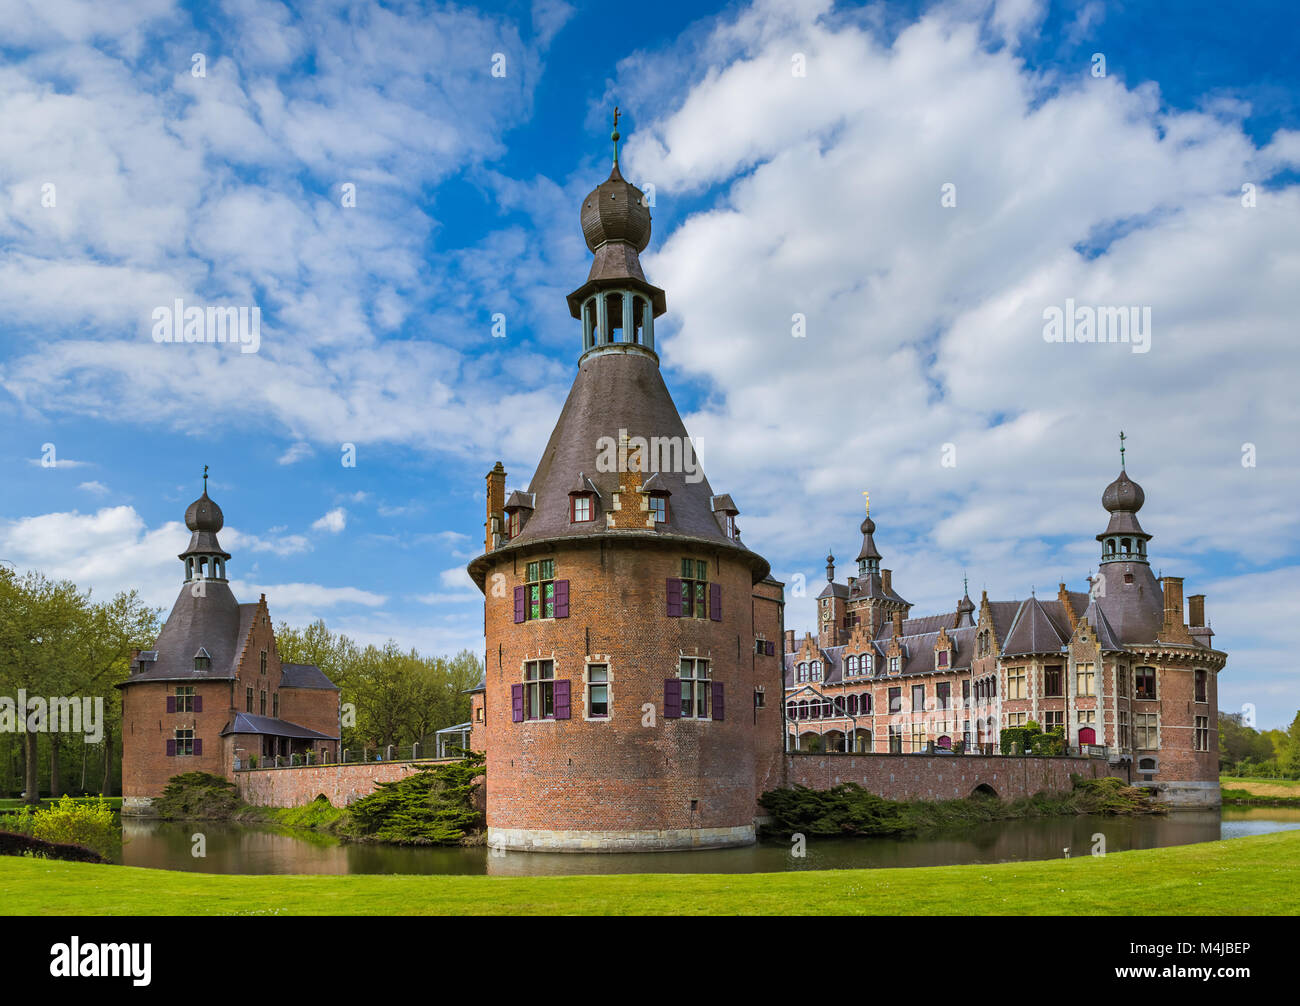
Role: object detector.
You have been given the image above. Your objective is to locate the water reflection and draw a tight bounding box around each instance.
[119,810,1300,877]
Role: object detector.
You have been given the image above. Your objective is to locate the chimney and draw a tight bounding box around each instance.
[784,629,795,652]
[1188,593,1206,627]
[1057,582,1078,630]
[892,610,903,637]
[1160,576,1191,643]
[882,569,892,594]
[485,462,506,552]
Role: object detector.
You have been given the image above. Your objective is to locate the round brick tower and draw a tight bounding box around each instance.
[467,123,773,852]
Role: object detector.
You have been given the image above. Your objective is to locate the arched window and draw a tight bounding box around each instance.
[861,693,872,714]
[798,700,809,720]
[811,661,823,681]
[847,694,858,715]
[796,662,807,683]
[846,655,858,676]
[604,292,624,342]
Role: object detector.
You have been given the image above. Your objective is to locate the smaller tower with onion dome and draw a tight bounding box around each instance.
[119,471,340,814]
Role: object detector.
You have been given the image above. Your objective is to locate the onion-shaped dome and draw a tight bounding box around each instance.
[185,491,224,533]
[580,164,651,253]
[1102,469,1145,513]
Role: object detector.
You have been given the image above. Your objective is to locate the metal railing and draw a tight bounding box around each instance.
[234,741,465,772]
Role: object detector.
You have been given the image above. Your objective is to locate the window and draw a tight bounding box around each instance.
[796,662,807,683]
[571,494,593,523]
[680,558,709,619]
[963,720,971,749]
[910,723,927,752]
[1135,712,1159,750]
[888,655,900,674]
[260,649,267,675]
[272,693,279,718]
[509,510,521,538]
[245,687,254,713]
[1076,662,1095,698]
[475,705,485,723]
[846,655,859,676]
[649,493,668,523]
[861,654,873,675]
[1194,715,1209,752]
[888,687,902,715]
[1194,669,1207,703]
[174,729,195,756]
[809,660,823,682]
[753,690,765,709]
[259,690,267,716]
[527,559,556,620]
[1044,711,1065,730]
[193,648,211,672]
[755,637,765,655]
[860,693,872,715]
[1117,665,1128,697]
[1135,667,1157,700]
[1078,709,1096,726]
[962,680,971,705]
[525,659,555,719]
[586,664,609,718]
[1044,665,1063,697]
[175,686,195,713]
[936,649,949,668]
[679,658,711,719]
[911,684,925,713]
[888,724,903,753]
[1007,666,1026,700]
[936,682,951,711]
[1005,711,1027,728]
[722,513,735,538]
[1118,710,1129,748]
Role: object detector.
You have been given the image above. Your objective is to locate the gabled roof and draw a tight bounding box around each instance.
[848,572,909,605]
[1081,599,1126,652]
[783,624,978,684]
[221,713,338,740]
[280,663,338,691]
[818,581,849,599]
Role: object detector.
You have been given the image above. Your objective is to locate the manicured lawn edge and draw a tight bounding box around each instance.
[2,830,1298,916]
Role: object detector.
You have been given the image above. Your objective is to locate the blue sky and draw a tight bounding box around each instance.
[1,0,1297,727]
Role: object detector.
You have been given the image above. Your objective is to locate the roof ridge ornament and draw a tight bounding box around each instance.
[611,106,621,167]
[1119,430,1126,470]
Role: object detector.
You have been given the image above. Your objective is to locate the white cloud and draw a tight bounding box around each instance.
[277,442,312,465]
[77,480,110,495]
[311,508,347,534]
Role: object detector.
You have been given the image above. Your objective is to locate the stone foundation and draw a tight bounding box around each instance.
[121,795,156,817]
[1148,779,1221,809]
[489,824,755,852]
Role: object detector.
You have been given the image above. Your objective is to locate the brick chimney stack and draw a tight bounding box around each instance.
[892,610,903,637]
[1160,576,1192,643]
[1188,593,1206,627]
[485,462,506,552]
[784,629,795,652]
[882,569,892,594]
[1057,582,1078,630]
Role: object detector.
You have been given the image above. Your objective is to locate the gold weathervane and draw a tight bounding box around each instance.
[861,490,870,517]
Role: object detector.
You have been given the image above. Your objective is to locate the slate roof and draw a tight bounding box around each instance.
[783,624,979,686]
[1000,595,1070,656]
[1081,599,1126,652]
[220,713,337,740]
[280,663,338,690]
[847,572,909,604]
[122,586,248,684]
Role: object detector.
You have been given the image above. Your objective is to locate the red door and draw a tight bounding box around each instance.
[1079,727,1096,745]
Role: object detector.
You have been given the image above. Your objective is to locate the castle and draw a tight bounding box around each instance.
[466,127,1228,849]
[119,479,340,813]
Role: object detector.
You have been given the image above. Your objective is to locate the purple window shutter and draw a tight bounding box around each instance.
[511,684,524,722]
[513,585,526,623]
[712,682,725,721]
[165,738,176,757]
[554,679,570,719]
[166,695,176,714]
[709,583,722,621]
[666,578,681,617]
[194,738,203,756]
[554,580,569,619]
[765,640,775,656]
[194,695,203,713]
[664,678,681,719]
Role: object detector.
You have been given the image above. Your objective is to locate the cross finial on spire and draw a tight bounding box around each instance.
[1119,430,1126,469]
[203,464,208,493]
[611,106,621,166]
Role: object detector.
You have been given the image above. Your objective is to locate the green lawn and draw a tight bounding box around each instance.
[2,829,1298,915]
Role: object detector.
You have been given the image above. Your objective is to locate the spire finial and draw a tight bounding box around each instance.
[203,464,209,493]
[963,571,969,595]
[611,106,621,166]
[862,490,870,517]
[1119,430,1126,469]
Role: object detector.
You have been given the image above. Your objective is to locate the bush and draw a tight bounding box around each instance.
[758,783,914,837]
[153,772,243,820]
[0,828,108,863]
[347,753,485,845]
[29,795,118,859]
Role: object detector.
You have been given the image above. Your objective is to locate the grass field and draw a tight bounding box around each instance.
[2,829,1298,916]
[1220,777,1300,798]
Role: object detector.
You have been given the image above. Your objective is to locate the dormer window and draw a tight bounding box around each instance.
[810,660,823,681]
[509,511,521,538]
[571,493,594,523]
[846,655,859,676]
[889,655,900,674]
[936,649,950,669]
[193,648,211,672]
[649,492,668,523]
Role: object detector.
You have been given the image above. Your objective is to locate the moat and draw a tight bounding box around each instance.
[119,808,1300,876]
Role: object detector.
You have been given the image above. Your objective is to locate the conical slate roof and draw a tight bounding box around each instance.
[1081,598,1125,652]
[499,348,761,565]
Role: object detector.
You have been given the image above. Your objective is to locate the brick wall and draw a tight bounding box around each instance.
[235,759,485,812]
[784,752,1127,802]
